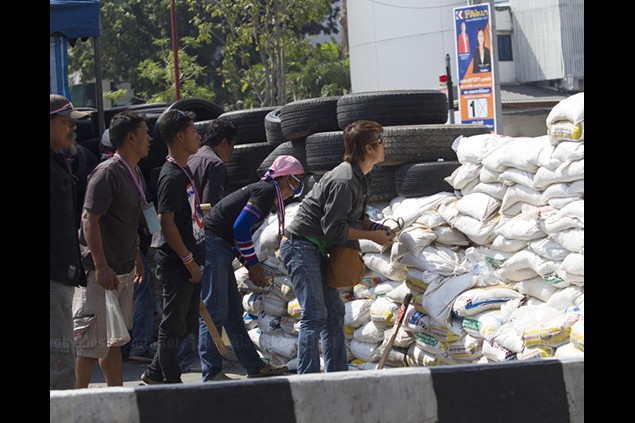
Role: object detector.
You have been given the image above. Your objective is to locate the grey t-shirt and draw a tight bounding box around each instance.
[80,157,145,274]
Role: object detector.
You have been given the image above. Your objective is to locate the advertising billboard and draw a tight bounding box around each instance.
[454,3,497,133]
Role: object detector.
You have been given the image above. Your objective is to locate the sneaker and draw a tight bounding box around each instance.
[247,362,289,378]
[140,371,163,385]
[129,351,154,364]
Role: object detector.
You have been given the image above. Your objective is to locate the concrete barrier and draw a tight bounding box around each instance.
[50,357,583,423]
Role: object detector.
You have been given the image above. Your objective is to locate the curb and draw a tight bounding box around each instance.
[50,357,583,423]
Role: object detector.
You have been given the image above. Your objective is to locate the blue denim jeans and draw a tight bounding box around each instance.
[146,262,200,383]
[199,231,264,381]
[129,253,155,356]
[279,238,347,374]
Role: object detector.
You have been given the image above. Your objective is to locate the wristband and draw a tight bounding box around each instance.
[181,252,194,265]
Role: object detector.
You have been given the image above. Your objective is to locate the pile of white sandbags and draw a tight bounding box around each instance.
[237,93,583,370]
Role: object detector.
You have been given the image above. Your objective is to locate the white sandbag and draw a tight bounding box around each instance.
[400,244,467,276]
[494,207,546,241]
[389,193,458,230]
[552,141,584,161]
[430,318,466,343]
[455,192,501,221]
[554,342,584,358]
[546,92,584,126]
[541,200,584,233]
[389,239,409,263]
[515,277,558,302]
[548,197,579,209]
[444,162,482,190]
[369,296,400,325]
[533,159,584,190]
[360,272,388,288]
[236,267,271,294]
[345,299,373,328]
[248,328,262,349]
[462,309,506,341]
[359,238,384,253]
[406,343,438,367]
[434,226,470,246]
[353,320,387,343]
[363,252,407,281]
[495,267,539,282]
[541,183,581,204]
[385,282,411,304]
[373,344,408,368]
[243,312,259,330]
[544,286,584,311]
[259,332,298,358]
[383,325,416,348]
[448,334,483,361]
[480,167,503,183]
[570,319,584,351]
[398,226,437,255]
[497,168,536,189]
[556,269,584,287]
[262,294,288,317]
[373,280,403,298]
[453,286,525,317]
[471,182,508,201]
[528,238,570,261]
[404,268,443,293]
[523,311,582,348]
[415,210,449,229]
[491,235,529,253]
[548,121,584,143]
[350,339,381,362]
[535,143,561,170]
[258,311,283,334]
[500,202,525,217]
[243,292,264,315]
[280,316,301,336]
[421,273,475,327]
[287,298,302,317]
[560,253,584,276]
[570,180,584,195]
[438,202,500,245]
[414,332,449,357]
[549,229,584,253]
[253,203,301,260]
[353,283,374,300]
[481,136,552,173]
[517,346,554,360]
[481,340,516,362]
[501,250,561,277]
[451,133,512,164]
[402,304,432,332]
[500,184,547,213]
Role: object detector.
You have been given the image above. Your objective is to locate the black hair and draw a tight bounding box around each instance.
[158,110,196,145]
[108,110,145,149]
[202,119,238,147]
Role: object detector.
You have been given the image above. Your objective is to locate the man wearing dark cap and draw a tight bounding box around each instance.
[50,94,90,390]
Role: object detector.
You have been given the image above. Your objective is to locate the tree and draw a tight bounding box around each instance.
[186,0,336,107]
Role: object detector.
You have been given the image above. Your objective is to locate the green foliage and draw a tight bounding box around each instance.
[68,0,350,109]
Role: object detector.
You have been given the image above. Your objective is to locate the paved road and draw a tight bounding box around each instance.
[88,356,247,388]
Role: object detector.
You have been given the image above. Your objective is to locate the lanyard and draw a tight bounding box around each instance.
[113,153,147,205]
[270,180,285,242]
[166,155,201,204]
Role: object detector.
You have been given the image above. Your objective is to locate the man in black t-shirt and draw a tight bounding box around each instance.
[142,110,205,384]
[199,155,304,381]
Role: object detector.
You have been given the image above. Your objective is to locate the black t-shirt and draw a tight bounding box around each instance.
[154,161,205,266]
[204,180,276,244]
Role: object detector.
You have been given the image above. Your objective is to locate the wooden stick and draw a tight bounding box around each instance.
[377,293,413,369]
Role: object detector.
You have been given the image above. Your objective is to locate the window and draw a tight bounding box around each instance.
[497,34,513,61]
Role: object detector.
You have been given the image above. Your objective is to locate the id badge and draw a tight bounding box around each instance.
[143,202,161,234]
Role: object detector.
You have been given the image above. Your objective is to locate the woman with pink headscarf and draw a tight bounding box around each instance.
[198,155,305,381]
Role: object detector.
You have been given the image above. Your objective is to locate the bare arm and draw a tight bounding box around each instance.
[158,211,202,283]
[83,208,119,290]
[347,226,394,246]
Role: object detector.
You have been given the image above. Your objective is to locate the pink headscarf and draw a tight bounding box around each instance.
[260,155,304,241]
[261,155,305,182]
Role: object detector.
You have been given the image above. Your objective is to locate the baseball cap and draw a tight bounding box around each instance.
[101,128,112,147]
[50,94,90,119]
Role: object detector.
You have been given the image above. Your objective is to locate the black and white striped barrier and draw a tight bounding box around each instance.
[50,357,583,423]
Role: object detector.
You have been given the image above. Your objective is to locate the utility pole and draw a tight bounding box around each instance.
[445,54,455,124]
[170,0,181,100]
